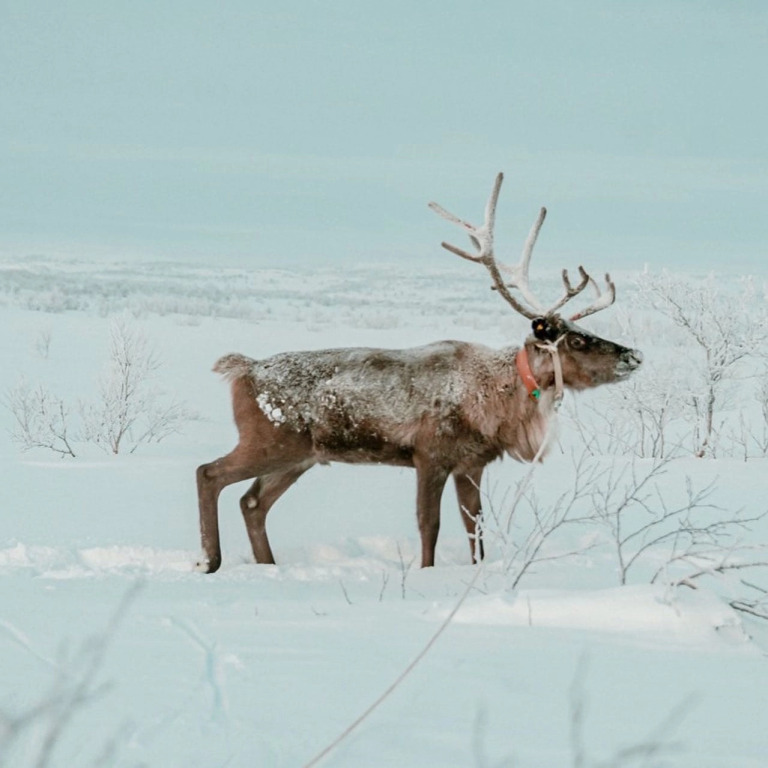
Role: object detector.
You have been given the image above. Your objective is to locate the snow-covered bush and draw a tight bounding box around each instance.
[637,271,768,457]
[5,380,77,458]
[5,321,196,457]
[478,451,768,618]
[563,271,768,461]
[80,321,196,455]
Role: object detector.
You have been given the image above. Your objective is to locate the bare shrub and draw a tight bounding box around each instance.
[589,458,719,584]
[638,272,768,457]
[582,456,768,614]
[563,373,692,460]
[79,320,197,455]
[602,369,692,459]
[34,329,52,360]
[568,658,692,768]
[4,380,77,458]
[0,584,139,767]
[727,581,768,621]
[481,452,768,616]
[480,453,602,589]
[6,320,196,457]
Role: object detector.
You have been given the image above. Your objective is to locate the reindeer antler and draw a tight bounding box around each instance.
[569,274,616,321]
[429,173,615,321]
[429,173,541,319]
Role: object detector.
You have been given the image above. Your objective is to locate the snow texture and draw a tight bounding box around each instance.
[1,257,768,768]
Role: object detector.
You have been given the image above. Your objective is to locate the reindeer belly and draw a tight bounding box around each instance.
[315,441,415,467]
[310,417,416,466]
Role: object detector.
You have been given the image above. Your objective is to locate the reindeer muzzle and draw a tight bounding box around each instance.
[616,348,643,378]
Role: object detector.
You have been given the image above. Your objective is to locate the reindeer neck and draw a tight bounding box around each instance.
[520,339,565,405]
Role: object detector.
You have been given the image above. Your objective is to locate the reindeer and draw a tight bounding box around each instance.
[196,173,642,573]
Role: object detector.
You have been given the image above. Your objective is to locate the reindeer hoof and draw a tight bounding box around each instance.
[195,554,221,574]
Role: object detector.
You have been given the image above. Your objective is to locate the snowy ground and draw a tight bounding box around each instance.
[1,256,767,767]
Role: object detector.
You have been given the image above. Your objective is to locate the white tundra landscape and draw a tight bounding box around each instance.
[1,256,768,767]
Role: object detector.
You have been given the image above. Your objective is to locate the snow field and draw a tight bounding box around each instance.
[1,257,768,767]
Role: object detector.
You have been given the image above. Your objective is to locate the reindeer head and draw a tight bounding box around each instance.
[529,314,642,390]
[430,172,642,396]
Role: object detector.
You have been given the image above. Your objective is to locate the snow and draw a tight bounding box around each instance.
[230,341,475,430]
[256,392,288,426]
[1,256,768,767]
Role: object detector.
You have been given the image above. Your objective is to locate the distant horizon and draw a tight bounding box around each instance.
[2,245,764,284]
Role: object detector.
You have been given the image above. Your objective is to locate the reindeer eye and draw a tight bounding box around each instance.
[569,334,587,350]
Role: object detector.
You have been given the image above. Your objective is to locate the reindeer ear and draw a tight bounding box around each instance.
[532,317,552,341]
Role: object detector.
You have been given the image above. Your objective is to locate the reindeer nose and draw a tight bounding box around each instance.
[626,349,643,368]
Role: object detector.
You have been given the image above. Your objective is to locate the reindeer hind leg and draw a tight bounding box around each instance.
[240,463,314,565]
[196,452,258,573]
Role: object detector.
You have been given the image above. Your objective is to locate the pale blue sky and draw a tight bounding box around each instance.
[2,1,767,271]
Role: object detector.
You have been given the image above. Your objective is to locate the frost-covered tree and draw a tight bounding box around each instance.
[80,321,195,455]
[638,271,768,457]
[565,366,694,460]
[6,321,195,458]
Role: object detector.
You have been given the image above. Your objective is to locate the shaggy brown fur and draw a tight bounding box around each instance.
[196,319,642,573]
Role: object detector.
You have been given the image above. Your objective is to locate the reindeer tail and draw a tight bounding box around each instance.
[212,353,255,381]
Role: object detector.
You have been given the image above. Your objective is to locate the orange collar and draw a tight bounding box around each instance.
[515,346,541,401]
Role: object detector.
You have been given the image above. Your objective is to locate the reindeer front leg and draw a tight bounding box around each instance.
[415,459,450,568]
